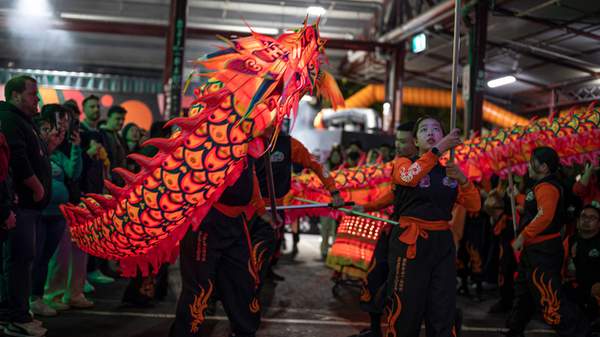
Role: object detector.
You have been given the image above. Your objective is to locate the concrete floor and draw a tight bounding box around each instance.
[28,234,555,337]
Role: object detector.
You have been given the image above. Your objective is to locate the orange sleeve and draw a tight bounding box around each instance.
[363,187,394,212]
[250,168,267,216]
[521,183,560,240]
[456,182,481,213]
[515,194,526,207]
[290,137,336,192]
[391,151,438,187]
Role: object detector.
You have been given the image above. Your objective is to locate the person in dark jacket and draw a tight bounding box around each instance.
[0,75,51,337]
[80,95,115,286]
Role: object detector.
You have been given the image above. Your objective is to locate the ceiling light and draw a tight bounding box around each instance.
[307,6,326,16]
[487,75,516,88]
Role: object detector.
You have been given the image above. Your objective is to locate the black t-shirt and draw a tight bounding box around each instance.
[393,159,459,221]
[569,232,600,293]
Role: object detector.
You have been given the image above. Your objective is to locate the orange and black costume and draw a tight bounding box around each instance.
[251,134,336,282]
[383,151,480,337]
[506,175,589,337]
[489,212,517,311]
[169,157,265,337]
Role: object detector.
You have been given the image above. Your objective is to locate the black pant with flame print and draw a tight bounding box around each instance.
[385,227,457,337]
[169,208,260,337]
[456,214,488,285]
[506,238,589,337]
[249,214,278,285]
[360,224,391,315]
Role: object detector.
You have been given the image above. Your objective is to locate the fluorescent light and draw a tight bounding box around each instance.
[487,75,516,88]
[18,0,52,17]
[307,6,326,16]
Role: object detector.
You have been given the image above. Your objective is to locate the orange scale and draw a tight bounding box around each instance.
[184,148,205,170]
[127,204,141,223]
[162,170,182,192]
[184,192,205,205]
[164,210,185,222]
[162,156,182,171]
[205,147,229,171]
[180,171,205,194]
[209,123,230,145]
[142,190,159,209]
[208,170,226,185]
[159,193,183,212]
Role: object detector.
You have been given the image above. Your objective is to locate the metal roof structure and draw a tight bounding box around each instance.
[0,0,598,115]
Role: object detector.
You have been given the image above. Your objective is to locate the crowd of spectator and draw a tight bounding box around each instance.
[0,75,169,337]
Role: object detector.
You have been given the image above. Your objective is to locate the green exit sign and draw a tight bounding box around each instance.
[411,33,427,53]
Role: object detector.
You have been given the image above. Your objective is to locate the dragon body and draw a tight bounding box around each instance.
[60,21,343,276]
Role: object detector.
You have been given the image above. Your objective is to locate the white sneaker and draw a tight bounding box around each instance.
[67,294,94,309]
[4,321,47,337]
[29,299,57,317]
[46,298,69,311]
[87,271,114,284]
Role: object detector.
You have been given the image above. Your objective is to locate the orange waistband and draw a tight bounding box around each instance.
[398,217,451,259]
[213,202,246,218]
[524,232,561,247]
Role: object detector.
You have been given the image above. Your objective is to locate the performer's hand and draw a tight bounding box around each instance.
[512,234,525,252]
[434,128,462,153]
[330,191,344,208]
[445,162,467,185]
[352,205,365,213]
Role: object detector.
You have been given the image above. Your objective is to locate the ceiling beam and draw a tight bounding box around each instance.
[493,6,600,42]
[0,14,394,52]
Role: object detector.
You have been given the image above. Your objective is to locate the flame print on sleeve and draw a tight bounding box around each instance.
[189,280,214,333]
[532,268,561,326]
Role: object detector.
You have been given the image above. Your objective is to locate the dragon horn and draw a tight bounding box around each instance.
[86,193,118,209]
[104,179,127,198]
[112,167,140,186]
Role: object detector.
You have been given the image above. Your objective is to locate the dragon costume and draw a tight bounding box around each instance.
[60,20,344,277]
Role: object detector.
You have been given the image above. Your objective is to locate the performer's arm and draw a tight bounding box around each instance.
[391,151,438,187]
[290,138,336,192]
[362,186,394,212]
[520,183,559,240]
[456,181,481,213]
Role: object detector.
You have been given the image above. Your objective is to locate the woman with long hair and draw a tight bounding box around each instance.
[383,116,480,337]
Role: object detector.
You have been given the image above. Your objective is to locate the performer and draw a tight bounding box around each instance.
[252,125,343,282]
[350,121,417,337]
[169,157,269,337]
[506,146,590,337]
[383,116,480,337]
[564,203,600,321]
[483,187,516,314]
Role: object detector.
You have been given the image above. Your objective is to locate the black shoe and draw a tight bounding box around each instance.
[488,300,511,314]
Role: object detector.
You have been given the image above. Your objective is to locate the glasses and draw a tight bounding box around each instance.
[580,214,600,222]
